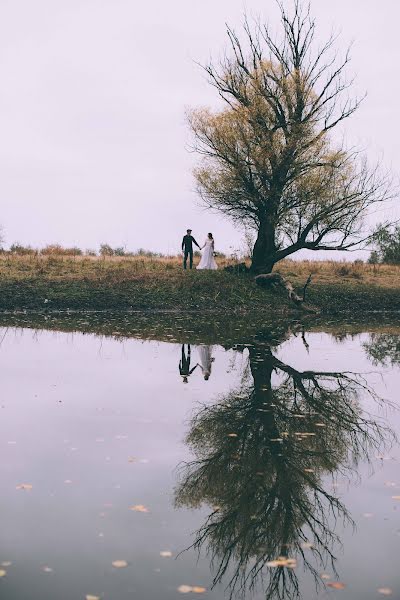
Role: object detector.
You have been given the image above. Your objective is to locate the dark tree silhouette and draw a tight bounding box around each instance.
[176,330,392,600]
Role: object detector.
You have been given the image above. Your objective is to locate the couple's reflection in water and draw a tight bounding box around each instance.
[179,344,215,383]
[175,325,394,600]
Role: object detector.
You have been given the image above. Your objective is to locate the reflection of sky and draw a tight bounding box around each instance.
[0,327,398,599]
[0,1,399,255]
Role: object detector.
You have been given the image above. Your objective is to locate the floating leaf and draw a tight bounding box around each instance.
[16,484,32,491]
[267,557,296,568]
[160,551,172,557]
[378,588,393,596]
[327,582,346,590]
[178,585,193,593]
[129,505,149,513]
[0,570,6,578]
[42,566,53,573]
[227,433,238,438]
[1,562,11,567]
[321,574,331,580]
[86,595,100,600]
[391,496,400,500]
[112,560,128,568]
[177,585,206,594]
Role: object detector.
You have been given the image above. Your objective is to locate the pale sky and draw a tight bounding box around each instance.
[0,0,398,257]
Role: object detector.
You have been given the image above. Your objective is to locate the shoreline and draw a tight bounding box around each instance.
[0,255,399,314]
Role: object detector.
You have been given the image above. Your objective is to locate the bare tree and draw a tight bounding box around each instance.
[189,0,391,273]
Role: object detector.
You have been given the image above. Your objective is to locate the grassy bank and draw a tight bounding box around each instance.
[0,254,399,313]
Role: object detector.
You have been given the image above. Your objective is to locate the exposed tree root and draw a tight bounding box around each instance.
[255,272,318,312]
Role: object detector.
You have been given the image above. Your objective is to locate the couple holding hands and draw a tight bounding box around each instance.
[181,229,218,271]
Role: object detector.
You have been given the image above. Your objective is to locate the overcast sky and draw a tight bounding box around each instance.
[0,0,398,256]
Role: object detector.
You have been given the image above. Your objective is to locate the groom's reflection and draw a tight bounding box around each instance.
[179,344,199,383]
[175,326,393,600]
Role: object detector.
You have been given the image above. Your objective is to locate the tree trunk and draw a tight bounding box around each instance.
[250,218,277,274]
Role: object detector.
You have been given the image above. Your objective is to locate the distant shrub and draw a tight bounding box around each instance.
[334,262,363,280]
[135,248,163,258]
[353,259,363,265]
[85,249,97,256]
[10,243,36,255]
[113,247,126,256]
[41,244,82,256]
[99,244,115,257]
[368,251,379,265]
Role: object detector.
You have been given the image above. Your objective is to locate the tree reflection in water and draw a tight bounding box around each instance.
[364,333,400,366]
[175,327,393,600]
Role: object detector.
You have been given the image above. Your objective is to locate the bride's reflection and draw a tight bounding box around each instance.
[198,345,215,381]
[175,327,393,600]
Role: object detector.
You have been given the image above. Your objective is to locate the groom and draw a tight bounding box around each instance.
[181,229,201,270]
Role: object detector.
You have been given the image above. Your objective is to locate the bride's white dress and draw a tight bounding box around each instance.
[196,240,218,270]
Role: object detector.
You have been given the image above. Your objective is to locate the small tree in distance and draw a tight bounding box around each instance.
[189,0,392,274]
[369,224,400,264]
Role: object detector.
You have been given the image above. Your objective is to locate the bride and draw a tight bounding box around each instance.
[197,233,218,270]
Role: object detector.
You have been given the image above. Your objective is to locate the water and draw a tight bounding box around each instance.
[0,316,399,599]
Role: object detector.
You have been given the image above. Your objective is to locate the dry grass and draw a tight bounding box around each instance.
[0,253,398,313]
[0,253,398,288]
[278,259,400,289]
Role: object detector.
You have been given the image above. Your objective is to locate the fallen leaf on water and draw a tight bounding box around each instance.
[378,588,393,596]
[160,551,172,557]
[178,585,193,593]
[391,496,400,500]
[321,574,331,580]
[301,542,313,549]
[327,582,346,590]
[304,469,314,473]
[129,505,149,513]
[16,484,32,491]
[0,570,6,578]
[86,595,100,600]
[267,558,297,568]
[1,562,11,567]
[112,560,128,568]
[227,433,238,438]
[177,585,206,594]
[42,566,53,573]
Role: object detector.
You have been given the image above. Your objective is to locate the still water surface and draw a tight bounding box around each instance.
[0,320,399,599]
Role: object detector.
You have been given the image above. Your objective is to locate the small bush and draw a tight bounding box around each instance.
[99,244,114,257]
[41,244,82,256]
[10,243,36,255]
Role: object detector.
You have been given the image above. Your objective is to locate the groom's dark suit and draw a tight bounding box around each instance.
[182,234,200,269]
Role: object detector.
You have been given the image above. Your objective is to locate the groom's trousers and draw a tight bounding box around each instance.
[183,250,193,269]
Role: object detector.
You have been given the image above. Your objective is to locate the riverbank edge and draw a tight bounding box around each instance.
[0,274,399,314]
